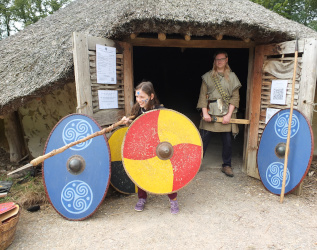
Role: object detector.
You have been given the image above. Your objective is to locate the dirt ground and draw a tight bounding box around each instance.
[3,138,317,250]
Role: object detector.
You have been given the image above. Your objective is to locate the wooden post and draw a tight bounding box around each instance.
[120,41,134,114]
[242,47,255,173]
[246,45,264,179]
[72,32,93,116]
[4,112,26,162]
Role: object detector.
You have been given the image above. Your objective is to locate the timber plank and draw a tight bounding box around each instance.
[72,32,93,115]
[87,36,115,50]
[93,109,125,127]
[262,40,305,55]
[293,38,317,195]
[298,38,317,121]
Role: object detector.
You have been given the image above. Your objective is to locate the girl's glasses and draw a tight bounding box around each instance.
[215,58,227,62]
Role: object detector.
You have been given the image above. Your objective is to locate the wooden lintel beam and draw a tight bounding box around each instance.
[126,37,255,48]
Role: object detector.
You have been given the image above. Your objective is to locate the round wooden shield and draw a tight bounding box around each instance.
[0,202,15,215]
[109,127,137,194]
[122,109,203,194]
[257,109,314,195]
[43,114,111,220]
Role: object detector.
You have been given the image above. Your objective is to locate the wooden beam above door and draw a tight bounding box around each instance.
[125,37,255,48]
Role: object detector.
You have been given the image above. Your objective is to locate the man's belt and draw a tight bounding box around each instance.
[208,99,217,104]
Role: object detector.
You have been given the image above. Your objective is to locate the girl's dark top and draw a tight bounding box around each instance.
[136,105,164,118]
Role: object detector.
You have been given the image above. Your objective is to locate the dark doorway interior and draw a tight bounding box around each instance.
[133,47,248,125]
[133,47,249,159]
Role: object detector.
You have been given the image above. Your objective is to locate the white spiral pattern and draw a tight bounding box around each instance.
[61,180,93,214]
[266,162,290,189]
[62,119,93,151]
[274,113,299,139]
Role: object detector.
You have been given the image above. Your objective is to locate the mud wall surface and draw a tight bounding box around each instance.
[19,82,76,158]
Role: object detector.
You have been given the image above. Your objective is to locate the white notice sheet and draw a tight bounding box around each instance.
[270,80,287,105]
[265,108,280,124]
[96,44,116,84]
[98,90,118,109]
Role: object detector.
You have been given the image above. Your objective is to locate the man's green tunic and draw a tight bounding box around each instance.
[197,71,242,135]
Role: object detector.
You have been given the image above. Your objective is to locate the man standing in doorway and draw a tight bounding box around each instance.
[197,51,242,177]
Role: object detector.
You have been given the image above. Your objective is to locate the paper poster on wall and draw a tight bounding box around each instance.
[96,44,116,84]
[98,90,118,109]
[265,108,280,124]
[270,80,288,105]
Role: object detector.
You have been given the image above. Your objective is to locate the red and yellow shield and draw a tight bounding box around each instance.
[122,109,202,194]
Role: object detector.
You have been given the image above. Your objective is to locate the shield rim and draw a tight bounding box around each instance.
[257,108,314,195]
[42,113,111,221]
[121,109,203,195]
[109,126,137,194]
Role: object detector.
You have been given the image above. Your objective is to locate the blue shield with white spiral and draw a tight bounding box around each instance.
[257,109,313,195]
[43,114,110,220]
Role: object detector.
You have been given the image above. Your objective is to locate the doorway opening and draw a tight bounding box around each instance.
[133,46,249,167]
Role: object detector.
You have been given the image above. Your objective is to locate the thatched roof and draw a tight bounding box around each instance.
[1,0,316,116]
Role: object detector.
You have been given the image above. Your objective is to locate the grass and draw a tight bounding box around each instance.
[0,172,48,207]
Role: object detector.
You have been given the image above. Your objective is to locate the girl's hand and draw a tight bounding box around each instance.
[121,116,132,125]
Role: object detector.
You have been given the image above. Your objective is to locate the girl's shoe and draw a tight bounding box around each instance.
[170,199,179,214]
[134,198,146,211]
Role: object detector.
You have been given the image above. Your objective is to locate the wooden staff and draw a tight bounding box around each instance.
[7,116,134,176]
[202,113,250,124]
[280,38,299,203]
[211,116,250,124]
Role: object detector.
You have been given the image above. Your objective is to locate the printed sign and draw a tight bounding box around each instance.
[270,80,287,105]
[265,108,280,124]
[96,44,116,84]
[98,90,118,109]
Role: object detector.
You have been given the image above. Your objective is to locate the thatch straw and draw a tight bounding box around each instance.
[1,0,316,115]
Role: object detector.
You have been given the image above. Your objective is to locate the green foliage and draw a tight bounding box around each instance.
[0,0,72,40]
[0,0,14,38]
[250,0,317,31]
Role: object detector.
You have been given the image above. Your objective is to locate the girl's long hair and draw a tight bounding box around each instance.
[211,51,231,82]
[130,81,160,116]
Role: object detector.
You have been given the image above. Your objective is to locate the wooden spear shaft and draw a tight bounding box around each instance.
[280,39,298,203]
[7,116,134,175]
